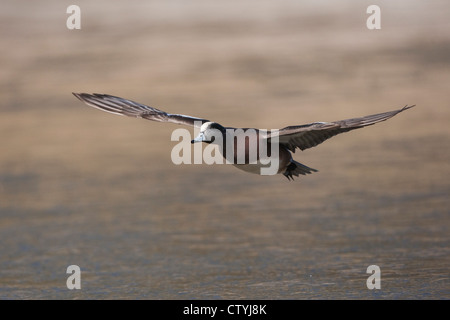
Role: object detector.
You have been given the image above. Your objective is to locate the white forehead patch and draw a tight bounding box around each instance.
[200,122,213,132]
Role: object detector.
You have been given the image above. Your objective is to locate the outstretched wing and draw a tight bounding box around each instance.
[266,105,414,152]
[73,93,210,128]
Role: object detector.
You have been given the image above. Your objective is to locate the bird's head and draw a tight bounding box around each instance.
[191,122,226,144]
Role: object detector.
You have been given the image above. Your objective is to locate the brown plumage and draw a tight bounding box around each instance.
[73,93,414,180]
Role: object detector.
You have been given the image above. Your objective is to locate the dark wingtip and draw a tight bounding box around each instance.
[72,92,85,101]
[402,104,416,111]
[73,92,106,99]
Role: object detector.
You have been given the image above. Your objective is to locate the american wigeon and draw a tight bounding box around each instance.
[73,93,414,180]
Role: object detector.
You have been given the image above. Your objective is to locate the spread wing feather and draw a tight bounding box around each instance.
[73,93,210,128]
[266,106,414,152]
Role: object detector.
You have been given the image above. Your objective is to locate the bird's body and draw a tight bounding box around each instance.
[73,93,413,180]
[230,142,293,176]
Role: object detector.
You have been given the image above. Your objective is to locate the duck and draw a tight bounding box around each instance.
[73,93,414,180]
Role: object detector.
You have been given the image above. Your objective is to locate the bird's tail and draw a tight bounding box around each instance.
[283,160,318,181]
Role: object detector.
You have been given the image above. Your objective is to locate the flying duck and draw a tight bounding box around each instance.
[73,93,414,180]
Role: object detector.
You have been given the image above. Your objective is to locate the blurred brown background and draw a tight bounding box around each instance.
[0,0,449,299]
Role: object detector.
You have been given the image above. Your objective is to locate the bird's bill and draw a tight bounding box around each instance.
[191,132,205,144]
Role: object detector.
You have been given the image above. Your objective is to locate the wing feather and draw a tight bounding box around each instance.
[266,106,414,152]
[73,93,210,128]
